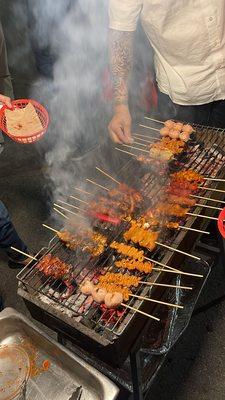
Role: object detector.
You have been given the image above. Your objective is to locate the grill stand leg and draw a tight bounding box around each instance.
[130,349,143,400]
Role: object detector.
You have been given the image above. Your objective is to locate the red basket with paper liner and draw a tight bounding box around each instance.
[0,98,49,143]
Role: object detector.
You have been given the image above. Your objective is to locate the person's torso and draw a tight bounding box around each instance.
[140,0,225,104]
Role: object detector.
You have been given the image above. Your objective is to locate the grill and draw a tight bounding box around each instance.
[17,122,225,367]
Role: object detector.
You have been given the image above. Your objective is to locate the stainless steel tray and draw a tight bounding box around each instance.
[0,308,119,400]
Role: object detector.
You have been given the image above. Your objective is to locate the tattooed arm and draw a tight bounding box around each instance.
[108,29,134,144]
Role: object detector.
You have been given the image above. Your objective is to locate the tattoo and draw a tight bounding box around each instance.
[109,29,134,107]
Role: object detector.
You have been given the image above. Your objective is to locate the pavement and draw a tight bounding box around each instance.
[1,2,225,399]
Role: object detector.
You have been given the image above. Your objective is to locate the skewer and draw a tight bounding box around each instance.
[140,281,193,290]
[58,199,86,213]
[115,147,137,157]
[70,195,89,205]
[195,203,222,211]
[144,116,164,124]
[73,187,93,196]
[155,242,201,261]
[187,212,218,221]
[198,186,225,194]
[42,224,59,235]
[191,194,225,204]
[179,225,209,235]
[139,124,160,132]
[204,177,225,182]
[86,178,109,191]
[132,141,148,147]
[121,303,160,321]
[131,294,183,309]
[122,144,149,153]
[133,133,158,140]
[54,203,86,219]
[133,136,154,144]
[95,167,120,185]
[152,266,203,278]
[53,207,69,219]
[145,257,203,277]
[10,247,37,261]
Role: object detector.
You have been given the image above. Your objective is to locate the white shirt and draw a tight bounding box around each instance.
[109,0,225,105]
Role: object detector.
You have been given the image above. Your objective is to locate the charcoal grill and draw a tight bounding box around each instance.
[17,123,225,389]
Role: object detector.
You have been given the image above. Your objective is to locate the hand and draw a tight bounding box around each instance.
[108,104,133,144]
[0,94,12,108]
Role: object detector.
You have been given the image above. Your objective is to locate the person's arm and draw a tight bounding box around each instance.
[108,29,134,144]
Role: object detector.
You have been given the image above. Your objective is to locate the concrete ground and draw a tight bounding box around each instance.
[1,2,225,399]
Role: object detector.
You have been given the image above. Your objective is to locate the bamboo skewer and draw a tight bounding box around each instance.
[139,124,160,132]
[133,133,158,140]
[144,116,164,124]
[121,303,160,321]
[132,141,149,147]
[133,136,154,144]
[179,225,209,235]
[198,186,225,194]
[195,203,222,211]
[53,207,69,219]
[187,212,218,221]
[86,178,109,191]
[10,247,37,261]
[131,294,183,309]
[155,242,201,261]
[43,224,59,235]
[54,203,86,219]
[122,144,149,153]
[58,199,86,213]
[140,281,193,290]
[73,187,93,196]
[191,194,225,204]
[204,177,225,182]
[144,257,203,277]
[115,147,137,157]
[96,167,120,185]
[70,195,89,205]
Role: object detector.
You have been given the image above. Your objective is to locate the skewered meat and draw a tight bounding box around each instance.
[182,124,194,134]
[124,220,159,251]
[58,230,107,256]
[92,287,107,303]
[179,131,190,142]
[36,254,71,279]
[99,272,141,288]
[160,127,170,137]
[104,292,124,308]
[97,282,130,301]
[115,258,153,274]
[166,194,196,207]
[171,169,204,183]
[80,280,94,295]
[169,130,180,139]
[154,203,189,218]
[110,241,145,261]
[164,120,175,129]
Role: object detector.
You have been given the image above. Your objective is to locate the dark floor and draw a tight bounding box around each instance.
[1,2,225,399]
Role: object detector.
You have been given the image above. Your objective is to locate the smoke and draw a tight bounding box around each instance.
[20,0,111,214]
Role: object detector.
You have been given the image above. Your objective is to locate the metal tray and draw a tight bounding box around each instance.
[0,308,119,400]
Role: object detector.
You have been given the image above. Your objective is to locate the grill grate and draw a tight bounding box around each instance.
[17,123,225,342]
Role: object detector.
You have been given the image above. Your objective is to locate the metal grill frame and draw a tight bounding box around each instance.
[17,122,225,345]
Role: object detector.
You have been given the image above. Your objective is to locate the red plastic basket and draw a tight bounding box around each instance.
[0,98,49,144]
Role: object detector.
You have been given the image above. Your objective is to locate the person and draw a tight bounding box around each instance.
[108,1,225,144]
